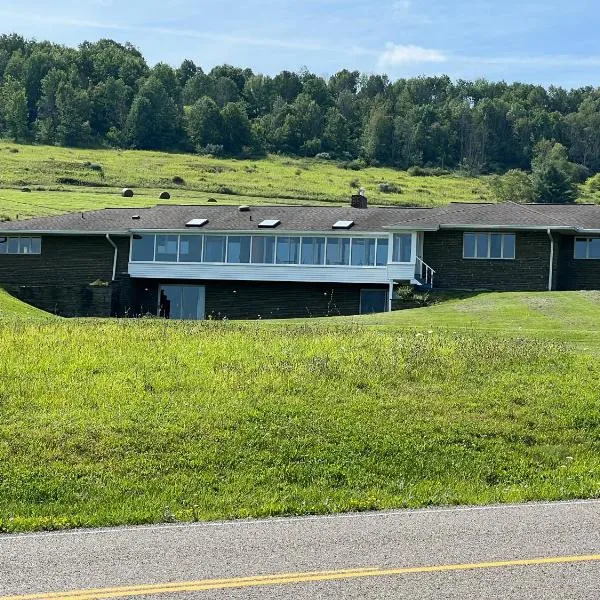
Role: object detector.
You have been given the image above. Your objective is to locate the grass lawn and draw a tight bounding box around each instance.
[0,288,52,319]
[0,142,491,219]
[1,290,600,532]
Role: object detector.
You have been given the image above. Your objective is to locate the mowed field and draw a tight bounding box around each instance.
[0,141,491,220]
[1,290,600,533]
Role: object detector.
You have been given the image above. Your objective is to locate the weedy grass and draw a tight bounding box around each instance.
[1,319,599,533]
[0,142,489,219]
[0,288,52,319]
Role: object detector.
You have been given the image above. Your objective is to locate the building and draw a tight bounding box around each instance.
[0,199,599,319]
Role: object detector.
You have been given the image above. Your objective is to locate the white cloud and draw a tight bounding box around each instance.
[378,43,447,68]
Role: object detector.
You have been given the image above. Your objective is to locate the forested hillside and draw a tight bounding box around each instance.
[1,34,600,179]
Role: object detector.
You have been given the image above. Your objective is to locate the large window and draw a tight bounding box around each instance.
[326,237,350,266]
[251,236,275,264]
[574,237,600,259]
[179,235,203,262]
[301,237,325,265]
[155,235,178,262]
[227,236,251,263]
[130,233,395,267]
[203,236,226,262]
[0,236,42,255]
[463,232,515,259]
[276,237,300,264]
[392,234,412,262]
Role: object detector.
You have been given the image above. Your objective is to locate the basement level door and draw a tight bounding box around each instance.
[158,285,205,320]
[360,289,388,314]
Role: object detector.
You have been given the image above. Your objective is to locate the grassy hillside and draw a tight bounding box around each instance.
[0,288,51,318]
[1,317,599,533]
[329,291,600,351]
[0,142,490,220]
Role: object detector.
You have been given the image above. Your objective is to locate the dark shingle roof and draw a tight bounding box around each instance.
[2,202,600,234]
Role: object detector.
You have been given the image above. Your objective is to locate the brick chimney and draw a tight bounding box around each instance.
[351,188,368,209]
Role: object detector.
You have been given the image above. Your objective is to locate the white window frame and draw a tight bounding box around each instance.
[463,232,516,260]
[574,237,600,260]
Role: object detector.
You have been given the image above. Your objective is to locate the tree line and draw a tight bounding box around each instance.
[1,34,600,183]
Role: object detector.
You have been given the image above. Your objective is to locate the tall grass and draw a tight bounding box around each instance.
[1,320,599,532]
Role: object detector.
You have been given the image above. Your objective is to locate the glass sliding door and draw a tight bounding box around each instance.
[158,285,205,320]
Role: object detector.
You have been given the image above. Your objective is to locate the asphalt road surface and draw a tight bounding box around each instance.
[1,500,600,599]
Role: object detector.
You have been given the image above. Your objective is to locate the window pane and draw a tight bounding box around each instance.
[475,233,489,258]
[131,235,155,261]
[251,236,275,263]
[574,238,587,259]
[351,238,376,266]
[392,234,412,262]
[7,238,19,254]
[490,234,503,258]
[376,238,388,266]
[503,234,515,259]
[276,236,300,264]
[326,237,350,265]
[18,238,32,254]
[589,238,600,259]
[301,237,325,265]
[155,235,178,262]
[179,235,203,262]
[227,236,251,263]
[0,237,7,254]
[463,233,476,258]
[204,236,226,262]
[30,237,41,254]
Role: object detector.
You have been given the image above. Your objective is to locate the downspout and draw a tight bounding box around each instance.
[105,233,118,281]
[547,228,554,292]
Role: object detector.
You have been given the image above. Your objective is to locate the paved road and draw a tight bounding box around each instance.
[1,500,600,599]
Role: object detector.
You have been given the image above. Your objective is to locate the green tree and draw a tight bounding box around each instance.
[488,169,534,203]
[55,80,91,147]
[185,96,224,150]
[0,76,29,141]
[363,105,393,164]
[34,68,68,144]
[322,107,350,154]
[221,102,252,154]
[532,162,578,203]
[126,76,182,150]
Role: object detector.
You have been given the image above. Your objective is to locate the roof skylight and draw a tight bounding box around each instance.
[258,219,281,228]
[332,220,355,229]
[185,218,209,227]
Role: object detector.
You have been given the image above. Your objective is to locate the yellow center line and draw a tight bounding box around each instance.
[3,554,600,600]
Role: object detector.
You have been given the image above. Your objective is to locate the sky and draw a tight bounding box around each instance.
[1,0,600,88]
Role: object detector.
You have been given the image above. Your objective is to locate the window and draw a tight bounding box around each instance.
[301,237,325,265]
[179,235,203,262]
[351,238,376,266]
[155,235,178,262]
[376,238,388,266]
[463,232,515,259]
[131,235,155,261]
[574,237,600,259]
[276,237,300,264]
[0,236,42,255]
[326,237,350,265]
[251,236,275,264]
[392,233,412,262]
[332,220,354,230]
[227,236,251,263]
[204,236,226,262]
[258,219,280,228]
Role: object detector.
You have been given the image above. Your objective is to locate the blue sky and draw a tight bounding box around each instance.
[1,0,599,88]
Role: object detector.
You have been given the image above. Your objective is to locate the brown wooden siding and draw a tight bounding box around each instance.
[422,230,551,291]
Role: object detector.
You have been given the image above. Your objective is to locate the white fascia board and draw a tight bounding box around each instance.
[382,225,439,231]
[131,228,390,237]
[575,228,600,234]
[0,229,129,235]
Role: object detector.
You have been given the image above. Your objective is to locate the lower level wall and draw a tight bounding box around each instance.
[557,235,600,290]
[129,280,386,319]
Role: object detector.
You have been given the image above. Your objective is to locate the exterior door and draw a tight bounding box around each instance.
[158,285,205,320]
[360,289,388,314]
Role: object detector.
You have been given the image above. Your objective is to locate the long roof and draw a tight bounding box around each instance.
[2,202,600,234]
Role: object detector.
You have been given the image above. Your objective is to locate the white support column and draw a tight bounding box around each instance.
[388,280,394,312]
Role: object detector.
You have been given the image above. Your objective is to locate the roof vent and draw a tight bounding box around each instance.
[258,219,281,228]
[238,205,250,212]
[186,218,209,227]
[333,220,355,230]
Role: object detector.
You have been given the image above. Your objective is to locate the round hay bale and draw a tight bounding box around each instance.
[21,186,31,193]
[159,191,171,200]
[121,188,134,198]
[208,197,217,203]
